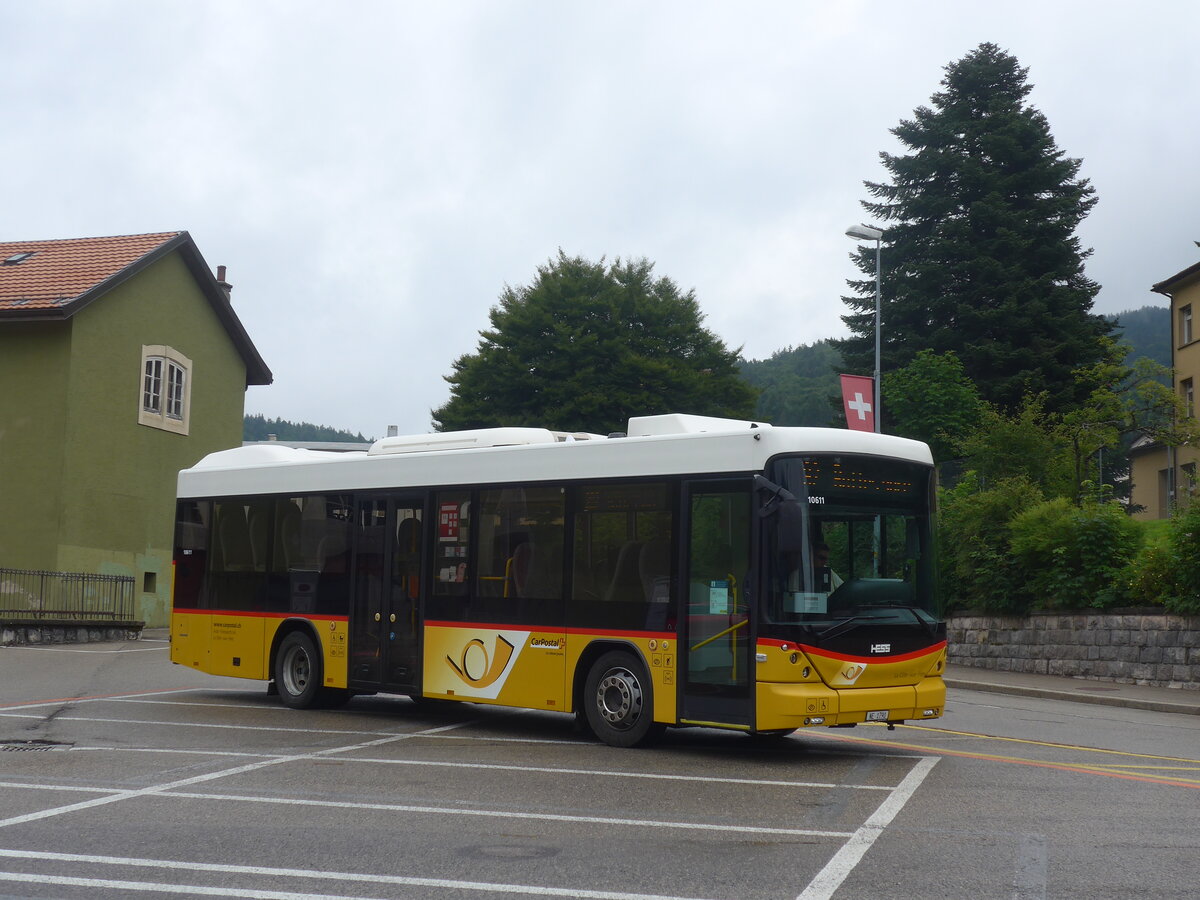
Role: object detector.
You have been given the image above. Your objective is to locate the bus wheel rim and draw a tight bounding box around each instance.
[283,645,310,695]
[597,668,642,728]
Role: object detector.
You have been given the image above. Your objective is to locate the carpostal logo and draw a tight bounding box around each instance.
[446,635,517,689]
[529,636,563,649]
[838,663,867,684]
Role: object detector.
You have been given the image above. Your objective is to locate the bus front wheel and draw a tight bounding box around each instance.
[275,631,323,709]
[583,650,663,748]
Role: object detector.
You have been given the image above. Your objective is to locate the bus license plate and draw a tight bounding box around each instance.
[866,710,889,722]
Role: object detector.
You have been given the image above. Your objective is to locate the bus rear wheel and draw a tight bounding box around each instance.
[276,631,324,709]
[583,650,663,748]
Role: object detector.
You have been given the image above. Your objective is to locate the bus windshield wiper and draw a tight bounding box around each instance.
[814,613,900,641]
[857,603,940,636]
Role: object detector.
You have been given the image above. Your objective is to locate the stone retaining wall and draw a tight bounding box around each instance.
[1,624,143,646]
[947,610,1200,690]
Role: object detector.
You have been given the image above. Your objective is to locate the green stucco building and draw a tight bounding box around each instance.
[0,232,271,626]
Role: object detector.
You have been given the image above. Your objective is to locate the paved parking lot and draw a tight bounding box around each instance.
[0,636,938,900]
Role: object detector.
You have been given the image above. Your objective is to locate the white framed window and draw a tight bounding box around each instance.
[139,345,192,435]
[1180,304,1193,347]
[165,360,186,419]
[143,357,163,412]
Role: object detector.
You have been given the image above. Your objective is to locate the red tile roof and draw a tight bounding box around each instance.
[0,232,182,310]
[0,231,271,385]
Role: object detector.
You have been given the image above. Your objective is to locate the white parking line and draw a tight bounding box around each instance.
[795,755,939,900]
[1013,832,1048,900]
[22,742,898,791]
[0,645,167,654]
[0,711,399,737]
[0,722,471,831]
[299,754,897,790]
[0,687,213,711]
[0,872,363,899]
[164,789,854,838]
[73,747,280,760]
[0,848,726,900]
[0,781,121,795]
[108,698,295,711]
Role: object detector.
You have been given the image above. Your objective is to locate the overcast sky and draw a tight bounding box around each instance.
[4,1,1197,438]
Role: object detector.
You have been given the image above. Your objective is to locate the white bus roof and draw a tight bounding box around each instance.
[178,414,933,499]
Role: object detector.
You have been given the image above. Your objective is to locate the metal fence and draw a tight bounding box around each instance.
[0,568,137,622]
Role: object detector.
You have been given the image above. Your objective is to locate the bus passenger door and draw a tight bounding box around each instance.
[350,496,423,692]
[386,501,423,688]
[681,482,754,728]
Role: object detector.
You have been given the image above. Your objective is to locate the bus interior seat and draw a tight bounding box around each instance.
[247,502,273,572]
[511,541,533,597]
[603,541,643,603]
[215,505,253,573]
[275,502,302,570]
[318,531,349,574]
[638,539,671,603]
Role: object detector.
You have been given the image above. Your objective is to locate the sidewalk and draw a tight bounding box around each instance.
[945,664,1200,716]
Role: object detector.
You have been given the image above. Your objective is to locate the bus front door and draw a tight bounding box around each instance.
[350,496,423,692]
[681,483,754,729]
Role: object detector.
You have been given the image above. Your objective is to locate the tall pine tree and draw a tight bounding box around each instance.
[836,43,1112,416]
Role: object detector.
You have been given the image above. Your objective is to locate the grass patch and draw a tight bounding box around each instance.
[1138,518,1171,549]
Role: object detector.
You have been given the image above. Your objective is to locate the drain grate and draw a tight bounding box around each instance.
[0,740,72,752]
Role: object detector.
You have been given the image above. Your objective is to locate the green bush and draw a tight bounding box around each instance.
[937,474,1043,614]
[1139,518,1171,549]
[1165,502,1200,614]
[1113,543,1174,608]
[1007,493,1142,610]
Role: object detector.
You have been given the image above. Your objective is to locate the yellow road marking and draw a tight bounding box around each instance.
[809,727,1200,790]
[899,723,1200,764]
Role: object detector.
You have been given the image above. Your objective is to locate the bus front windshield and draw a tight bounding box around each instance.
[761,454,937,632]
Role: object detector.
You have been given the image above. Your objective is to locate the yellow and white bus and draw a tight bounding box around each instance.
[170,414,946,747]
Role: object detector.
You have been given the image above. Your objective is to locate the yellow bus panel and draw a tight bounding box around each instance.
[423,624,568,711]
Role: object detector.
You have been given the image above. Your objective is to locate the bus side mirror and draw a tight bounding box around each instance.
[776,500,806,555]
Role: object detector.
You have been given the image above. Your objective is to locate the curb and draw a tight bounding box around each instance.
[945,678,1200,717]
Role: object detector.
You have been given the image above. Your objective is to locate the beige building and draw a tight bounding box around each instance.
[1130,256,1200,519]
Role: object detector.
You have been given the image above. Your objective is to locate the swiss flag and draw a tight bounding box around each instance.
[840,374,876,432]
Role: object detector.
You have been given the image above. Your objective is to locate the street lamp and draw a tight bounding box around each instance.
[845,224,884,433]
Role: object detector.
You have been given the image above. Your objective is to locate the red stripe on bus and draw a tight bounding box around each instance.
[758,638,947,665]
[172,609,349,622]
[424,620,675,641]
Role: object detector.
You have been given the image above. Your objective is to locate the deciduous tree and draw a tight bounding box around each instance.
[432,252,756,433]
[882,349,982,461]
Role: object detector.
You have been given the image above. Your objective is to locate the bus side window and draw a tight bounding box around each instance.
[474,486,565,624]
[569,482,672,631]
[173,500,210,609]
[209,501,257,610]
[430,491,472,620]
[309,494,353,615]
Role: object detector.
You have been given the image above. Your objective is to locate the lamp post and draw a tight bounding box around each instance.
[845,224,884,433]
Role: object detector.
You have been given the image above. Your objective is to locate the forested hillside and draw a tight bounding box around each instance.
[1110,304,1169,368]
[243,414,371,443]
[739,340,841,426]
[741,305,1168,427]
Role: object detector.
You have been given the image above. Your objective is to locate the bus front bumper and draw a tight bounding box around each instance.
[755,676,945,731]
